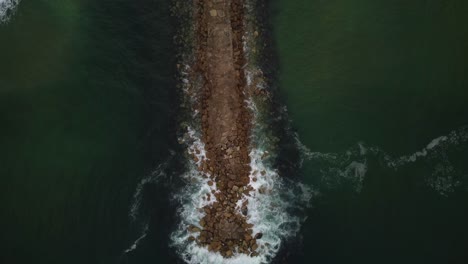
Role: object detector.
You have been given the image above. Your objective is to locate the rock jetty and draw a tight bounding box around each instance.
[187,0,262,258]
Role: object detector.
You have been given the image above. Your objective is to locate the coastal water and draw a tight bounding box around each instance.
[1,0,468,264]
[0,0,179,263]
[272,0,468,263]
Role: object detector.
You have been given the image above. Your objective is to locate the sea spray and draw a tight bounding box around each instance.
[170,93,313,264]
[168,0,313,262]
[0,0,19,23]
[123,0,468,260]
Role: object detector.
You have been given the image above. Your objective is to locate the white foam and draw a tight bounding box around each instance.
[129,164,168,221]
[243,148,312,257]
[171,132,312,264]
[171,61,312,264]
[387,129,467,168]
[171,119,304,264]
[0,0,19,24]
[170,0,313,261]
[185,126,208,168]
[125,162,173,254]
[427,160,460,197]
[124,224,149,254]
[171,130,229,264]
[296,126,468,196]
[176,245,264,264]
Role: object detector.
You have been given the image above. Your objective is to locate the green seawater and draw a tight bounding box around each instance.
[0,0,177,263]
[1,0,468,263]
[273,0,468,263]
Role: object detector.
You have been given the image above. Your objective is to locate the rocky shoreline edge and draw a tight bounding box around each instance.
[182,0,265,258]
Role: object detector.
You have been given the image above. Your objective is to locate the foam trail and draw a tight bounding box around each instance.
[0,0,19,24]
[124,162,173,254]
[387,127,468,168]
[297,126,468,195]
[129,162,173,221]
[124,224,149,254]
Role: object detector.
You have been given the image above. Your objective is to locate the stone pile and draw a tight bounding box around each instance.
[186,0,263,258]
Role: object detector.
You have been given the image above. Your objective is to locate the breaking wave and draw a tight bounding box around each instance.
[170,120,312,263]
[166,1,313,262]
[124,0,468,258]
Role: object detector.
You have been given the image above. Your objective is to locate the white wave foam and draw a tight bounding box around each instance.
[296,126,468,195]
[124,224,149,254]
[171,134,312,264]
[0,0,19,24]
[170,0,313,261]
[243,148,312,260]
[125,159,178,254]
[387,128,468,168]
[172,61,312,264]
[129,164,169,221]
[170,120,313,264]
[427,159,461,197]
[171,129,227,264]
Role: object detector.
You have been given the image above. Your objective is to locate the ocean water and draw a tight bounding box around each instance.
[0,0,178,263]
[1,0,468,264]
[272,0,468,263]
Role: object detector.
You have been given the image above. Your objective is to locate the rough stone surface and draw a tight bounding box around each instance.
[187,0,259,258]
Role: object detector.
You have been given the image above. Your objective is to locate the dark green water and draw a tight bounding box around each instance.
[273,0,468,263]
[0,0,178,263]
[1,0,468,263]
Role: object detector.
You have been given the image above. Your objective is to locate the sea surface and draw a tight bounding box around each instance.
[1,0,467,264]
[272,1,468,263]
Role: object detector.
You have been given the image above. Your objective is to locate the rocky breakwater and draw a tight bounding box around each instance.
[187,0,262,258]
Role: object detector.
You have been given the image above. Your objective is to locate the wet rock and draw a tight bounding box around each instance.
[251,243,259,251]
[189,226,201,232]
[189,0,255,257]
[241,206,248,216]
